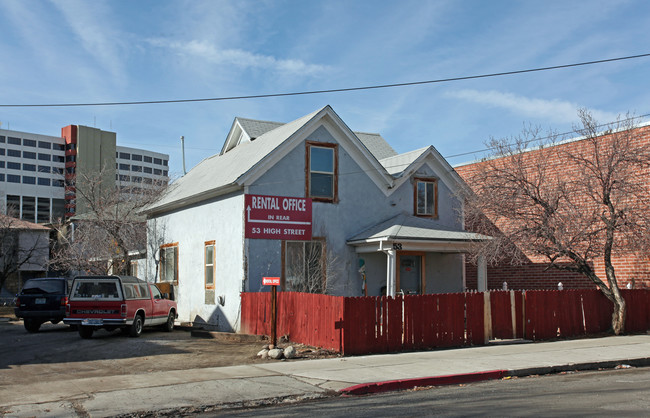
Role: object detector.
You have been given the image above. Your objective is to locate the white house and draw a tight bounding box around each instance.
[142,106,487,331]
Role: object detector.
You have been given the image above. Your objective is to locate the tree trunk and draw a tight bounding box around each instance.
[610,286,626,335]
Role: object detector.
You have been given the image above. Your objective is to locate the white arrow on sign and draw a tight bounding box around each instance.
[246,206,311,225]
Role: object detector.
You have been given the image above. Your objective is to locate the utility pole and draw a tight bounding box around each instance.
[180,136,187,175]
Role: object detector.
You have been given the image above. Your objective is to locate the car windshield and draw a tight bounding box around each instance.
[21,279,65,295]
[71,280,121,300]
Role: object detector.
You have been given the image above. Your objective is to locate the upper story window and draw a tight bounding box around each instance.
[306,142,338,202]
[414,177,438,218]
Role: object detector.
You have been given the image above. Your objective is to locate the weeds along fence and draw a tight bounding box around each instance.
[240,289,650,355]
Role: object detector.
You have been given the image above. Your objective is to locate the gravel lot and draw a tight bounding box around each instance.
[0,314,269,386]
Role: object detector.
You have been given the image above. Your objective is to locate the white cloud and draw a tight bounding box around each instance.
[149,39,331,76]
[50,0,126,84]
[448,89,619,124]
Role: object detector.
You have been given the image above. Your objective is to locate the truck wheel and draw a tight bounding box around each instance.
[129,314,143,337]
[79,327,93,339]
[162,311,175,332]
[24,319,41,333]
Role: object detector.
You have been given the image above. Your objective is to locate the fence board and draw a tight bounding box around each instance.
[490,291,513,339]
[465,292,484,345]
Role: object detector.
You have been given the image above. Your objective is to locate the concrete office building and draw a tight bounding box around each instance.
[1,126,169,223]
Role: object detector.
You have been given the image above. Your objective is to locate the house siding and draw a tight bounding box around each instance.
[146,191,245,331]
[247,121,465,297]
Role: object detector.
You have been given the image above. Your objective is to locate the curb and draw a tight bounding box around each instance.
[339,357,650,396]
[340,370,508,395]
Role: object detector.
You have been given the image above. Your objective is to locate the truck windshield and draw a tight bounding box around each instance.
[71,280,121,300]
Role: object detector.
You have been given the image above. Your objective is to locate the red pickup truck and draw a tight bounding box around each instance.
[64,275,177,339]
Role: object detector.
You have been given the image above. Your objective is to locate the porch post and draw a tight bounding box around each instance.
[477,254,487,292]
[385,249,397,297]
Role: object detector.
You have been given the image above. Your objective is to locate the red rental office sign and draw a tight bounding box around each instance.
[244,194,312,240]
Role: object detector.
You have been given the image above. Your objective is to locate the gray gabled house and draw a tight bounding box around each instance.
[142,106,487,331]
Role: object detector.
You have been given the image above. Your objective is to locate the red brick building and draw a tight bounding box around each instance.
[455,123,650,291]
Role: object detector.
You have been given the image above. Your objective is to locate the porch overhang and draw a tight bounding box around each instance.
[346,212,490,253]
[347,237,478,253]
[346,213,491,296]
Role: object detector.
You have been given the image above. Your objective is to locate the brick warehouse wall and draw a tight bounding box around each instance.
[456,124,650,290]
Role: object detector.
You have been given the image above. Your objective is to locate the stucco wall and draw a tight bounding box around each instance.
[147,191,245,331]
[248,122,465,297]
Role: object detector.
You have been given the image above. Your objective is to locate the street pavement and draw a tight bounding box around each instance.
[1,334,649,417]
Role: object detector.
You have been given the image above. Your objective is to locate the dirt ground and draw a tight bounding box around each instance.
[0,307,339,386]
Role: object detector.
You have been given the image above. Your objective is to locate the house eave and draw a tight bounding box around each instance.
[143,183,242,217]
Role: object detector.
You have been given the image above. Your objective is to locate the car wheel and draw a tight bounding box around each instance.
[24,319,41,333]
[162,311,175,332]
[79,327,93,339]
[129,314,144,337]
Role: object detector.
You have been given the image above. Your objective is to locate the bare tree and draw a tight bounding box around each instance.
[285,240,340,294]
[0,209,50,292]
[49,169,167,277]
[462,111,650,335]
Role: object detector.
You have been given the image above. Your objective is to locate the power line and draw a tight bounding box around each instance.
[1,53,649,108]
[444,112,650,160]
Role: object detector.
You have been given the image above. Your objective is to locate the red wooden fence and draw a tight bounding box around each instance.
[240,289,650,355]
[240,292,344,351]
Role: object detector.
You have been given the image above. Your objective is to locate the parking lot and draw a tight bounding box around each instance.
[0,317,267,388]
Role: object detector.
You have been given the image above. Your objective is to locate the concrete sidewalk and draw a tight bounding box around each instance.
[2,334,649,417]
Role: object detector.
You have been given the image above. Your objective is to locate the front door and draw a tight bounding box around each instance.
[399,254,422,295]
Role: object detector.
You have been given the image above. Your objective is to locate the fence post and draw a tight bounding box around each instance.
[510,291,517,339]
[483,291,492,343]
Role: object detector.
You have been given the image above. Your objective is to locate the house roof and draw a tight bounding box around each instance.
[236,118,397,161]
[143,108,324,214]
[379,146,429,176]
[347,212,488,243]
[0,214,51,231]
[143,105,462,216]
[237,118,284,139]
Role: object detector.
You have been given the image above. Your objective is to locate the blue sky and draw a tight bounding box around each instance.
[1,0,649,177]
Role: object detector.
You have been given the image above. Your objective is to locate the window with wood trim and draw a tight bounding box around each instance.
[282,238,326,293]
[204,241,215,289]
[159,243,178,284]
[306,142,338,202]
[414,177,438,218]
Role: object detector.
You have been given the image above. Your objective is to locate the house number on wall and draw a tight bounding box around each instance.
[393,243,403,250]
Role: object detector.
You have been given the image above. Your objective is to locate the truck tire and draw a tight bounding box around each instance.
[79,327,93,339]
[24,319,41,333]
[162,311,175,332]
[129,314,143,337]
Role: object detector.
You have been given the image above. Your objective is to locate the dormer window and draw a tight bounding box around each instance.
[306,142,338,202]
[414,177,438,218]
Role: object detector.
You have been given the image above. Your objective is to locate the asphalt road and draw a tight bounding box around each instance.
[220,367,650,417]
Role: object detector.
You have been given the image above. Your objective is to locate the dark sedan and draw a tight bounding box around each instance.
[14,277,71,332]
